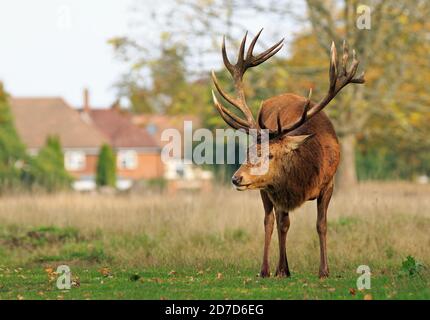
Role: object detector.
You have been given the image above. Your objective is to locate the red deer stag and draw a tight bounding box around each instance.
[211,30,364,278]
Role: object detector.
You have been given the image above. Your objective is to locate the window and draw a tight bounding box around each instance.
[146,123,158,135]
[64,151,86,171]
[117,150,138,170]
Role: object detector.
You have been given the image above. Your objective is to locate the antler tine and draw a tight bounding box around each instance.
[329,41,338,92]
[351,71,365,83]
[211,70,254,123]
[251,38,284,67]
[222,36,235,76]
[347,49,359,80]
[211,89,249,127]
[341,40,349,76]
[246,28,263,60]
[212,90,250,132]
[236,31,248,71]
[211,70,238,107]
[212,30,285,133]
[305,40,365,121]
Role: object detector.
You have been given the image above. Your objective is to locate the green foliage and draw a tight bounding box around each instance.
[96,144,116,187]
[2,225,81,248]
[0,83,28,189]
[399,256,425,277]
[111,1,430,183]
[0,266,428,299]
[129,273,141,282]
[27,136,73,192]
[356,140,430,181]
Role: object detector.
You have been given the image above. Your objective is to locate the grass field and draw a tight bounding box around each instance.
[0,182,428,300]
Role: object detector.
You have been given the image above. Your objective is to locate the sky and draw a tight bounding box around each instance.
[0,0,303,109]
[0,0,135,108]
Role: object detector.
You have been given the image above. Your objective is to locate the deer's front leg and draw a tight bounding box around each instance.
[260,191,274,278]
[275,210,291,277]
[316,182,334,279]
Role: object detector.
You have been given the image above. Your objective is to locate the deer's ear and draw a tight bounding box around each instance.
[284,134,314,150]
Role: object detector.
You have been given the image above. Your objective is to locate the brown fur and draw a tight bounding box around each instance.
[212,34,363,279]
[259,93,340,210]
[232,93,340,278]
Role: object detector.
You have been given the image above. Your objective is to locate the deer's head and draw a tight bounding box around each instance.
[211,30,364,191]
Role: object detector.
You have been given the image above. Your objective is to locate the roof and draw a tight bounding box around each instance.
[133,114,202,147]
[9,97,107,149]
[88,109,159,149]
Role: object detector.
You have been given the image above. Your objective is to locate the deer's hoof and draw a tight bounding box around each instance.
[319,269,329,279]
[259,269,271,278]
[275,268,291,278]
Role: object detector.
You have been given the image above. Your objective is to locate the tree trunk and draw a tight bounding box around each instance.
[336,133,357,190]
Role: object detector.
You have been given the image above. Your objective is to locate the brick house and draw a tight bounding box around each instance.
[9,94,163,190]
[80,91,163,183]
[133,113,213,192]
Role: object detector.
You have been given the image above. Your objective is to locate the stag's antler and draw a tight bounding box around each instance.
[211,29,284,133]
[257,89,313,139]
[306,40,365,119]
[259,40,365,139]
[212,35,365,139]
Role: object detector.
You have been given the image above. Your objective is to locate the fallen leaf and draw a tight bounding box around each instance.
[168,270,177,276]
[72,277,80,288]
[17,295,24,300]
[349,288,356,296]
[99,267,111,277]
[328,287,336,292]
[44,267,54,275]
[216,272,223,280]
[364,294,373,300]
[152,277,163,283]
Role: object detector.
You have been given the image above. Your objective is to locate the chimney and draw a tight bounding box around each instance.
[83,88,90,113]
[111,98,121,111]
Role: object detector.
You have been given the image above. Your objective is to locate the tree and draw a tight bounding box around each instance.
[96,144,116,187]
[304,0,430,188]
[112,0,430,185]
[0,82,27,189]
[28,136,73,192]
[109,0,297,115]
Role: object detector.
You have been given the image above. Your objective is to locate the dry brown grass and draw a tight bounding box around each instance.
[0,182,428,273]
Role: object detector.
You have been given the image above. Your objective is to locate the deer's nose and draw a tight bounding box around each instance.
[232,175,243,186]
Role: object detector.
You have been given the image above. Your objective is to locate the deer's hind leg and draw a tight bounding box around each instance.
[316,180,334,278]
[260,190,274,278]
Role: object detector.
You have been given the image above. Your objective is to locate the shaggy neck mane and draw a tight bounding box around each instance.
[266,139,322,211]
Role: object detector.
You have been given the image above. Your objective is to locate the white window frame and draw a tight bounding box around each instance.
[64,151,86,171]
[117,150,138,170]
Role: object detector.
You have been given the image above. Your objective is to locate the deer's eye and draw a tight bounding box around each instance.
[268,153,274,160]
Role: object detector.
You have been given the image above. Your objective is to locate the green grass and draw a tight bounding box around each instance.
[0,265,428,300]
[0,221,428,300]
[0,185,428,300]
